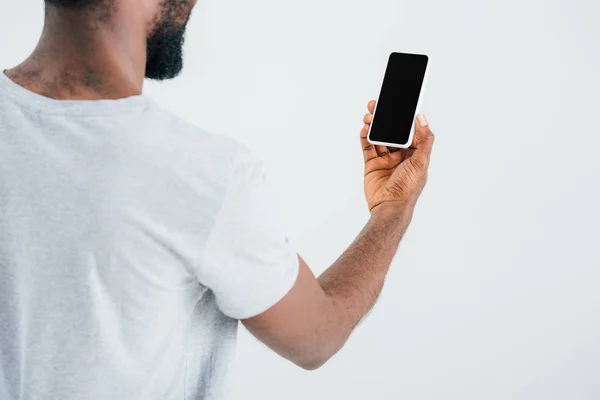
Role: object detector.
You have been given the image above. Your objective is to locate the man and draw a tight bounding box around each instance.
[0,0,434,399]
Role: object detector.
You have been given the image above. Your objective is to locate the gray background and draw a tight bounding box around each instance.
[1,0,599,399]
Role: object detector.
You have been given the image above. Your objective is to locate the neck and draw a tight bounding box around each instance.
[6,5,149,100]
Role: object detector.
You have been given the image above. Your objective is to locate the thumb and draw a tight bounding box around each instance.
[410,114,435,167]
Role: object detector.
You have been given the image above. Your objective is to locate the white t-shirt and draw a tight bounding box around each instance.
[0,72,300,400]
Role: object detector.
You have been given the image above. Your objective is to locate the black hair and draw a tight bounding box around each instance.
[44,0,191,81]
[44,0,105,10]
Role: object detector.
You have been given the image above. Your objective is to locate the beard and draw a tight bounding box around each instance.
[145,1,193,80]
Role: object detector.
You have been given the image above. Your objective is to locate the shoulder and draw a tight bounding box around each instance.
[142,98,254,172]
[141,99,268,188]
[147,100,238,151]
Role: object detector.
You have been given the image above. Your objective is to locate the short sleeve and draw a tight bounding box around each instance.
[200,144,300,320]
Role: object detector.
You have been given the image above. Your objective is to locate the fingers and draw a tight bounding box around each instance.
[361,100,378,163]
[375,145,389,157]
[366,100,399,156]
[411,115,435,151]
[364,112,387,156]
[360,124,376,162]
[368,100,376,114]
[410,114,435,168]
[361,99,392,161]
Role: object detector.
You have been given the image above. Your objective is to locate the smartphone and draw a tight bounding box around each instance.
[367,52,429,149]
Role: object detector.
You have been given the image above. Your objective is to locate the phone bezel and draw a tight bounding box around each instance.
[367,52,429,149]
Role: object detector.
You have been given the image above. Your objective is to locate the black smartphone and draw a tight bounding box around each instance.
[367,52,429,148]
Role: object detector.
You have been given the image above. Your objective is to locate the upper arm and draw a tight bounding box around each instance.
[198,144,300,319]
[197,144,346,369]
[242,255,348,370]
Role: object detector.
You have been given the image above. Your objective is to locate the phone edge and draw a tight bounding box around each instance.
[367,53,429,149]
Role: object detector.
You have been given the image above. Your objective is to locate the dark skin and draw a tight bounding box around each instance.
[243,109,434,369]
[5,1,435,370]
[6,0,196,100]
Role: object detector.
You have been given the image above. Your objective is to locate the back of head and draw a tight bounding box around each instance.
[40,0,197,81]
[45,0,104,10]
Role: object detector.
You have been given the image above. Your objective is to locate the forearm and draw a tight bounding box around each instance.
[317,201,414,341]
[243,107,433,371]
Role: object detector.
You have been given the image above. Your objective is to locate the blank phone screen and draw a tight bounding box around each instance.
[369,53,428,146]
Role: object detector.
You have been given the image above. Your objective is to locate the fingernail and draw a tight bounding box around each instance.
[417,114,428,127]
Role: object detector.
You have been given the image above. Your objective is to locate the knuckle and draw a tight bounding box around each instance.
[363,144,374,151]
[411,154,432,172]
[421,128,433,140]
[420,131,434,148]
[409,155,425,171]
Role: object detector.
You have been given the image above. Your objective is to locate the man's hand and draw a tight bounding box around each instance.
[242,101,435,371]
[361,100,435,212]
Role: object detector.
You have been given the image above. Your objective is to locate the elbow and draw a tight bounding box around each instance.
[295,330,353,370]
[294,340,345,371]
[296,354,330,371]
